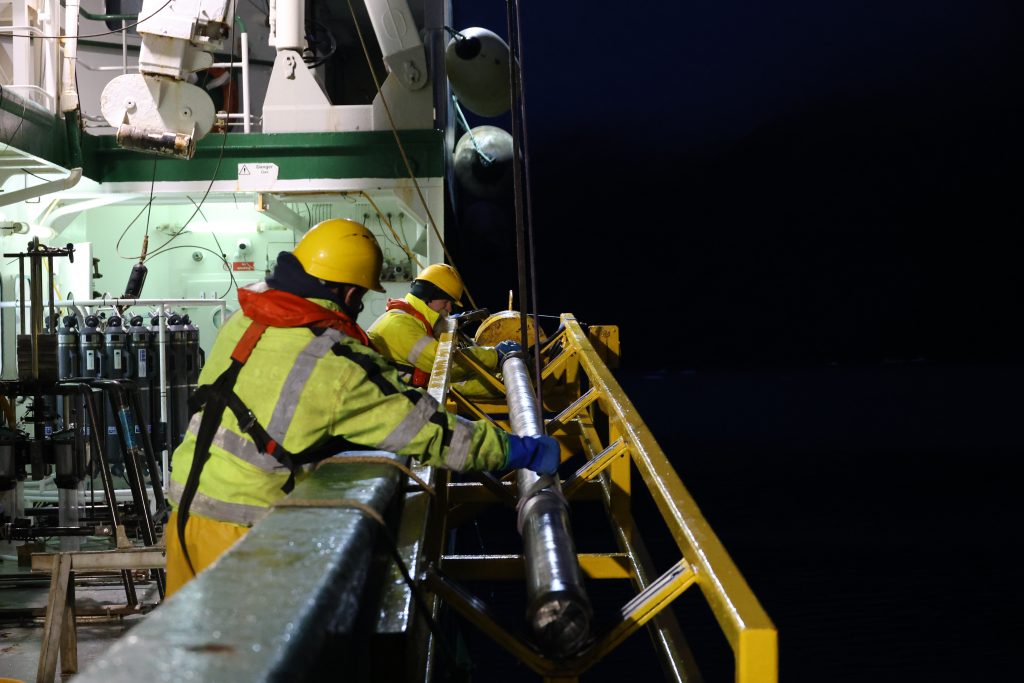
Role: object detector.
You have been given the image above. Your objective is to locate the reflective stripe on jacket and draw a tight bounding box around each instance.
[368,293,499,385]
[168,295,509,525]
[382,298,433,387]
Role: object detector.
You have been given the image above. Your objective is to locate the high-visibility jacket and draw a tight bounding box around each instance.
[368,293,500,395]
[167,284,510,529]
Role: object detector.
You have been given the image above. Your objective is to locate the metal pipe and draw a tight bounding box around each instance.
[121,20,128,74]
[158,305,169,484]
[503,354,591,657]
[0,297,229,309]
[240,31,251,133]
[61,0,81,113]
[47,254,55,333]
[17,251,25,335]
[29,242,44,379]
[274,0,305,52]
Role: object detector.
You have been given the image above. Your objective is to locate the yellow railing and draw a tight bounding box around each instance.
[436,313,777,682]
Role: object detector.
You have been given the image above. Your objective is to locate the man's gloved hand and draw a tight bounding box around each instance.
[495,340,522,362]
[506,434,560,475]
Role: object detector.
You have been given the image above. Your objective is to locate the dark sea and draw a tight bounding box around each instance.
[445,362,1021,682]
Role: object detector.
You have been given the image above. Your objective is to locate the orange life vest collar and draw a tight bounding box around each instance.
[238,285,370,346]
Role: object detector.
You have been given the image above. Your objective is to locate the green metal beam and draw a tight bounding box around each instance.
[81,130,446,183]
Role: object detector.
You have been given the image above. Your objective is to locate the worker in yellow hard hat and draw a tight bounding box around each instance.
[367,263,520,396]
[164,219,557,597]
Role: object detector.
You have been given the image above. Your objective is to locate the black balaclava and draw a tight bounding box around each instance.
[266,251,363,319]
[410,279,453,304]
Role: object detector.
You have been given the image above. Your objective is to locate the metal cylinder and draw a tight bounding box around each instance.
[166,314,190,451]
[181,314,203,386]
[503,354,591,657]
[56,314,89,461]
[52,428,84,551]
[52,427,83,489]
[102,316,130,380]
[0,427,26,521]
[274,0,306,52]
[148,314,171,454]
[78,315,104,378]
[0,427,22,491]
[127,315,153,437]
[102,316,130,473]
[57,314,80,379]
[79,315,106,478]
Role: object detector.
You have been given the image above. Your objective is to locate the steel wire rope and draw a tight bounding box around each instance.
[505,0,544,406]
[375,213,403,251]
[344,0,474,308]
[142,16,239,263]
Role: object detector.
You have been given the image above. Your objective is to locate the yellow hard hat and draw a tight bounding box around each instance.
[416,263,464,304]
[292,219,385,292]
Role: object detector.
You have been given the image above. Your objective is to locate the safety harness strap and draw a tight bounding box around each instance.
[178,360,243,576]
[384,299,435,388]
[178,322,269,576]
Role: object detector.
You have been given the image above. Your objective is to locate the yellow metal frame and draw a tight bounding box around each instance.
[427,314,777,682]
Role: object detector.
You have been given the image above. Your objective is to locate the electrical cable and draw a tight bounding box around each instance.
[375,214,403,251]
[304,20,337,69]
[186,195,238,300]
[0,85,28,159]
[115,11,237,263]
[141,244,238,300]
[18,168,52,181]
[143,16,237,262]
[245,0,269,17]
[115,201,154,259]
[357,191,422,269]
[2,0,174,39]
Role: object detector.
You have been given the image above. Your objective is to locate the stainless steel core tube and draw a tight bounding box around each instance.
[503,354,591,657]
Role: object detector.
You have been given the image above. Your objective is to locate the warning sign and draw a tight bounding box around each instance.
[232,261,256,271]
[237,162,279,191]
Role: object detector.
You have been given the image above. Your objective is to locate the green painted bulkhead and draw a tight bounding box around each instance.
[80,130,445,184]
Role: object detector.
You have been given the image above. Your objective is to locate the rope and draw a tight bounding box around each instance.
[345,0,477,310]
[452,95,494,164]
[316,455,435,497]
[274,496,385,519]
[271,493,463,674]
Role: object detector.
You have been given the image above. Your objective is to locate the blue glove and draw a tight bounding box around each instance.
[495,340,522,362]
[506,434,560,475]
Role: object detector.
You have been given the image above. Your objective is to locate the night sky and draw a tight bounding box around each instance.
[449,0,1023,371]
[442,3,1022,682]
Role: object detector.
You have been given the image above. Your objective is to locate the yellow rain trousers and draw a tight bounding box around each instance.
[164,510,248,597]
